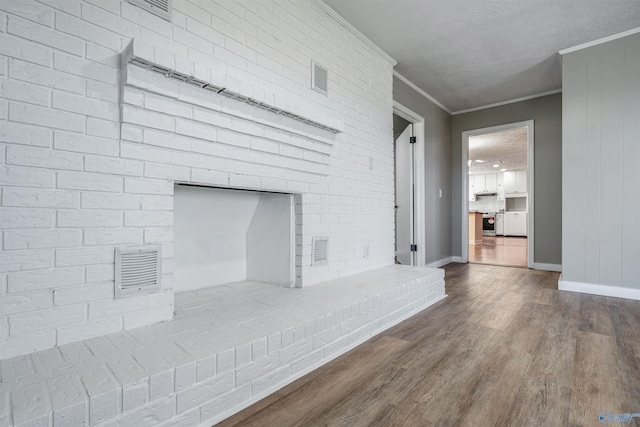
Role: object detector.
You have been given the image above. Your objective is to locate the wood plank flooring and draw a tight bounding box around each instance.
[469,236,528,267]
[215,263,640,427]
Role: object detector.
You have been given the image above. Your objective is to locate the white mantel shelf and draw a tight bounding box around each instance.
[121,39,344,135]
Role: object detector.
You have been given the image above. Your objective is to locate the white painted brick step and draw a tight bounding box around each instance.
[0,265,445,427]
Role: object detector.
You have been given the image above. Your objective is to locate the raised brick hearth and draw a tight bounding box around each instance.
[0,266,445,426]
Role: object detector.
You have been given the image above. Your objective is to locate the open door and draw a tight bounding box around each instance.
[394,118,416,265]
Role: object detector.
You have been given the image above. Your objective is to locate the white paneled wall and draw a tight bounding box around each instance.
[561,32,640,298]
[0,0,396,359]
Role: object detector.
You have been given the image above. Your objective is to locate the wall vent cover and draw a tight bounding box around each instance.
[312,236,329,265]
[312,61,328,95]
[116,245,162,298]
[127,0,171,21]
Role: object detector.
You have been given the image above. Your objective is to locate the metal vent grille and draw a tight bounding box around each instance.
[312,62,328,95]
[116,246,161,298]
[127,0,171,21]
[312,236,329,265]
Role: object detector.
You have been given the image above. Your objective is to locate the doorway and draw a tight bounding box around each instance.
[393,102,426,266]
[394,117,413,265]
[461,120,534,268]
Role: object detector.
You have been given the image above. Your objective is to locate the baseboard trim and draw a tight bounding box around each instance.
[426,256,458,268]
[533,262,562,272]
[558,278,640,300]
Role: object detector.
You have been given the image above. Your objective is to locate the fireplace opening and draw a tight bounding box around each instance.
[174,184,296,292]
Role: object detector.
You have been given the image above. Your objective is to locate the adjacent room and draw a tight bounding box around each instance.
[467,125,530,268]
[0,1,639,426]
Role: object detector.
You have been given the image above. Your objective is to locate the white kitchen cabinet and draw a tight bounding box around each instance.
[496,173,505,201]
[515,170,527,193]
[473,174,485,192]
[495,213,504,235]
[469,174,484,201]
[504,212,527,236]
[503,171,515,193]
[484,173,497,192]
[504,170,527,195]
[470,173,502,200]
[468,175,476,201]
[470,174,497,193]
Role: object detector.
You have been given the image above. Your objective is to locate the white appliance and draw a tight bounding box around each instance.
[504,212,527,236]
[495,213,504,236]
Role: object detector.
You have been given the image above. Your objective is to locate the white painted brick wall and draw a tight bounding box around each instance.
[55,131,120,156]
[4,229,82,249]
[7,266,84,293]
[0,0,394,361]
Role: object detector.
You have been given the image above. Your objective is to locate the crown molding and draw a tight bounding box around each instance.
[309,0,397,66]
[559,27,640,55]
[451,89,562,115]
[393,71,451,114]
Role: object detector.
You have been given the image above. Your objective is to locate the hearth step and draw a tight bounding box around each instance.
[0,265,445,427]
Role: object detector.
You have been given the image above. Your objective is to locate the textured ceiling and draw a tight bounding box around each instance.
[322,0,640,112]
[469,127,527,174]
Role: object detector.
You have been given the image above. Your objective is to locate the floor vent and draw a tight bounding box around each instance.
[312,236,329,265]
[127,0,171,21]
[116,245,162,298]
[312,61,328,95]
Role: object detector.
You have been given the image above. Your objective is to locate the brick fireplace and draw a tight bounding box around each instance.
[0,2,450,425]
[1,3,396,358]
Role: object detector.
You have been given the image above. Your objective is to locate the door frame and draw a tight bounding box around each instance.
[393,101,426,266]
[461,120,535,268]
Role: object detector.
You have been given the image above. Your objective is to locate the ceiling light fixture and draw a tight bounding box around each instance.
[474,160,485,163]
[501,168,507,172]
[493,164,499,167]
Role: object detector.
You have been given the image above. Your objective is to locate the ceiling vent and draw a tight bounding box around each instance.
[311,61,328,96]
[116,245,162,298]
[312,236,329,265]
[127,0,171,21]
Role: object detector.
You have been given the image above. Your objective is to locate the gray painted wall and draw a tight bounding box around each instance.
[393,76,452,265]
[562,33,640,289]
[393,113,411,140]
[451,93,563,265]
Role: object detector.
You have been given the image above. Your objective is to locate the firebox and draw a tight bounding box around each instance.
[174,184,296,292]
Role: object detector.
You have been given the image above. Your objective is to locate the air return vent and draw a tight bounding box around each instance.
[127,0,171,21]
[312,236,329,265]
[116,245,162,298]
[311,61,328,95]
